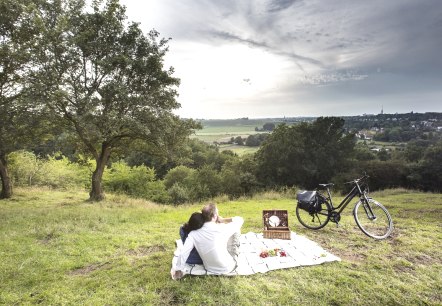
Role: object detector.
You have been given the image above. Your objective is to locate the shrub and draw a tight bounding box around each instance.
[9,151,90,189]
[143,180,170,204]
[8,151,41,186]
[163,165,195,189]
[168,183,191,205]
[36,154,91,189]
[103,161,169,203]
[219,168,242,198]
[190,165,222,200]
[355,160,408,191]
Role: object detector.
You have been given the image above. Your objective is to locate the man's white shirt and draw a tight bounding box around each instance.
[177,216,244,274]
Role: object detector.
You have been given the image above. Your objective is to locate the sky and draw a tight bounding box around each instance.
[119,0,442,119]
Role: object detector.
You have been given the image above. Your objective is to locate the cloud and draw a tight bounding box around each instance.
[209,30,324,67]
[267,0,298,12]
[299,70,368,85]
[120,0,442,118]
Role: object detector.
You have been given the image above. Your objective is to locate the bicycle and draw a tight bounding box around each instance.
[295,174,393,239]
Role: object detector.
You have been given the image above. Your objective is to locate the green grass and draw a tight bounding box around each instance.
[217,144,259,155]
[1,188,441,305]
[193,119,270,154]
[193,119,272,154]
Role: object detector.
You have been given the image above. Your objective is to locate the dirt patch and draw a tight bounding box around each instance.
[393,263,415,274]
[38,232,58,245]
[386,252,440,274]
[156,288,186,305]
[126,245,167,257]
[396,208,442,220]
[58,201,76,206]
[406,253,441,265]
[334,250,367,263]
[69,261,111,276]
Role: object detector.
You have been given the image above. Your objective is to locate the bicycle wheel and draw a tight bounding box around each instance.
[353,198,393,239]
[296,200,331,230]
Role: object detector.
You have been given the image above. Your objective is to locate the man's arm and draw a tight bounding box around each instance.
[216,216,232,224]
[224,216,244,235]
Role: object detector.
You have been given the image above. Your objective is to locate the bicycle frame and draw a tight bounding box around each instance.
[322,178,376,218]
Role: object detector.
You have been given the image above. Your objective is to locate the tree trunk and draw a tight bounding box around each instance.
[0,154,12,199]
[89,144,111,201]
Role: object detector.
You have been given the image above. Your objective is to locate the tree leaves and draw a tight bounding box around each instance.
[256,117,356,188]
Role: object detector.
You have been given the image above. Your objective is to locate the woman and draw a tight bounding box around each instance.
[179,212,205,264]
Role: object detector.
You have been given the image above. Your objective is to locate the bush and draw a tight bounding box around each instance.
[36,155,91,189]
[408,141,442,192]
[143,180,170,204]
[219,168,242,198]
[356,160,408,191]
[103,161,169,203]
[188,165,222,200]
[9,151,90,189]
[8,151,41,186]
[163,166,195,189]
[168,183,191,205]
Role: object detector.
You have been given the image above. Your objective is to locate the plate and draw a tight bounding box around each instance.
[268,215,280,227]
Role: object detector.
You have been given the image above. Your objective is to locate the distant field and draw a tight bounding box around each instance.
[193,118,281,153]
[218,144,260,155]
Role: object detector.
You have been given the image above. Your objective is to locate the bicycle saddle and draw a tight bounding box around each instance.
[319,183,334,188]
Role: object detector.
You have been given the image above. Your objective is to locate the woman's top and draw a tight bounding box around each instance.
[179,226,203,265]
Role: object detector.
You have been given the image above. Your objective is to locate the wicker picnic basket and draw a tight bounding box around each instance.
[262,209,291,240]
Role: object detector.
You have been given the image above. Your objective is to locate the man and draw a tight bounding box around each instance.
[174,203,244,279]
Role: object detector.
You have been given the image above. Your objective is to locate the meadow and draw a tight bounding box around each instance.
[1,188,441,305]
[193,119,276,154]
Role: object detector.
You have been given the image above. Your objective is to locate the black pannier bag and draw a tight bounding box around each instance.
[296,191,322,213]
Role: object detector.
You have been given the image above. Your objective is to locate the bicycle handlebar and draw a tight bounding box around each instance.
[344,174,369,185]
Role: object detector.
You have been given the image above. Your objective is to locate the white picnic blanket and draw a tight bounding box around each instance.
[171,231,340,279]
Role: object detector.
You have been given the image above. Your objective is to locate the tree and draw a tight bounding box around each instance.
[377,148,390,161]
[245,133,268,147]
[219,155,259,197]
[353,143,376,161]
[0,0,49,198]
[34,0,198,200]
[256,117,355,188]
[413,141,442,191]
[234,136,244,145]
[403,141,427,163]
[245,135,259,146]
[262,122,275,131]
[163,165,195,189]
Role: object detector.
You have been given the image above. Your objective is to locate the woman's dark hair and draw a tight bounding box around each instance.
[182,212,205,234]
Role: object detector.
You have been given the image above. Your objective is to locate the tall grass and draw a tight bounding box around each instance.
[1,187,441,305]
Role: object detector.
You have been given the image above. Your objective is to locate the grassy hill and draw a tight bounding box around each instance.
[1,188,441,305]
